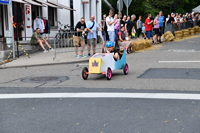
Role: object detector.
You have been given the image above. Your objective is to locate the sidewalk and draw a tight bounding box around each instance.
[2,34,198,68]
[0,47,102,68]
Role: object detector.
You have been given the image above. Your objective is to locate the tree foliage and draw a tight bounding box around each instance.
[102,0,200,20]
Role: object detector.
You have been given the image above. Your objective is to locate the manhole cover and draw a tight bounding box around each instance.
[21,76,69,83]
[30,77,59,81]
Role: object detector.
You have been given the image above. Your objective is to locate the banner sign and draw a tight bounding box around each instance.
[0,0,10,4]
[25,4,31,28]
[82,0,89,4]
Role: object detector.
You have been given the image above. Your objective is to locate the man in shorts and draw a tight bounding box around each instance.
[74,17,88,58]
[30,28,54,53]
[145,14,153,41]
[86,15,101,56]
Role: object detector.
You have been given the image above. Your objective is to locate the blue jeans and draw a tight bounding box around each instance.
[114,29,119,41]
[108,31,115,43]
[102,31,106,41]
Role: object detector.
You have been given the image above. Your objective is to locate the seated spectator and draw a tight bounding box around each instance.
[30,28,54,53]
[117,26,132,53]
[105,41,119,61]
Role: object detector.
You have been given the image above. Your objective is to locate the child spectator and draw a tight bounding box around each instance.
[142,23,147,39]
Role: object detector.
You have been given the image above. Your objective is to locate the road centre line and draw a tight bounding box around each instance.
[0,93,200,100]
[159,61,200,63]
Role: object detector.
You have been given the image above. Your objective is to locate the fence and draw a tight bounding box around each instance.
[164,21,200,34]
[53,31,102,60]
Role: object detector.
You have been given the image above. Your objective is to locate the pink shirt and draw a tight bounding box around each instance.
[154,19,159,28]
[114,19,120,30]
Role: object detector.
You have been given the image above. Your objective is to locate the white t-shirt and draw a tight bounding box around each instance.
[34,18,45,33]
[106,16,114,31]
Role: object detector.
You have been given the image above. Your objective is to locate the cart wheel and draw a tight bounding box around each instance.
[123,63,129,75]
[82,67,89,80]
[106,67,112,80]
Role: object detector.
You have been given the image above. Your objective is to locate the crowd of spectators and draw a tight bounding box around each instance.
[99,10,200,46]
[71,10,200,57]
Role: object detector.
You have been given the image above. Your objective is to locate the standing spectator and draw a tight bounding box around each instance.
[73,17,88,58]
[120,15,127,27]
[114,14,120,41]
[86,15,101,56]
[165,14,170,26]
[136,16,142,38]
[153,16,160,44]
[164,13,175,34]
[183,15,187,29]
[158,11,164,43]
[99,14,109,52]
[196,13,200,26]
[106,9,116,43]
[179,14,184,30]
[188,15,193,28]
[126,14,136,38]
[126,15,130,22]
[145,14,153,40]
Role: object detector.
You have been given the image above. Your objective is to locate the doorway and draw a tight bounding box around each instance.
[0,5,4,37]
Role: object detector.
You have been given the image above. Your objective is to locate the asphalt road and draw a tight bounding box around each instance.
[1,36,200,133]
[1,92,200,133]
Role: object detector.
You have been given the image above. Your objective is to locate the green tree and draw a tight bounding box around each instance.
[102,0,200,20]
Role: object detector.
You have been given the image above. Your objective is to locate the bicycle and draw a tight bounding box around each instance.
[54,21,71,44]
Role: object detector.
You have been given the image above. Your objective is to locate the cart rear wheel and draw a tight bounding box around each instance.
[82,67,89,80]
[123,63,129,75]
[106,67,112,80]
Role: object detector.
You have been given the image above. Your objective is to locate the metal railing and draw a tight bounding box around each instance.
[164,21,199,34]
[53,31,102,60]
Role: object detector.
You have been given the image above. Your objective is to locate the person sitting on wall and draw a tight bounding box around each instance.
[30,28,54,53]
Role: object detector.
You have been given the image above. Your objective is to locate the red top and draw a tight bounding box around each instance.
[42,19,47,33]
[145,18,152,31]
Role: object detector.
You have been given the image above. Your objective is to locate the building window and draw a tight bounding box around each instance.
[48,6,57,26]
[32,5,41,21]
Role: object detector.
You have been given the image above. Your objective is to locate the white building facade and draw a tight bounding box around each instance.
[0,0,102,42]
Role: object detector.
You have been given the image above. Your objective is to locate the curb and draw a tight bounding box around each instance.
[0,59,89,69]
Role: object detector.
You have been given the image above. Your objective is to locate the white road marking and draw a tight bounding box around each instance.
[0,93,200,100]
[159,61,200,63]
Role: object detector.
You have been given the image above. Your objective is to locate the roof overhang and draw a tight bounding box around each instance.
[12,0,27,4]
[34,0,62,8]
[47,0,76,11]
[22,0,45,6]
